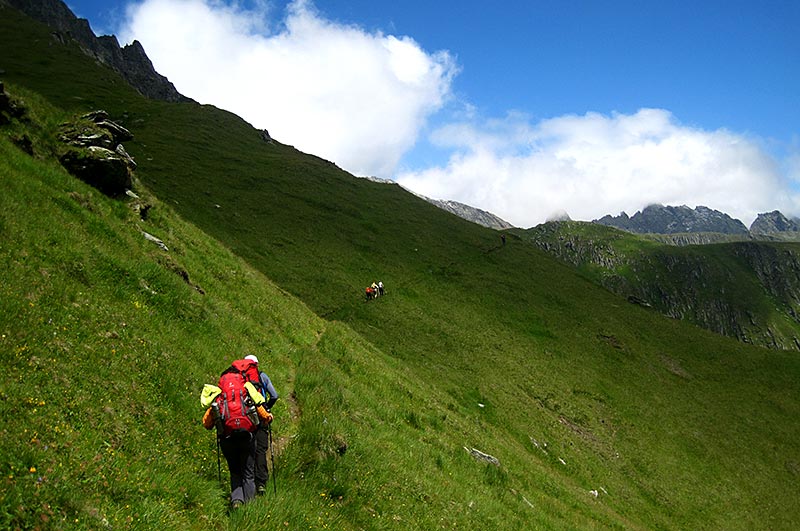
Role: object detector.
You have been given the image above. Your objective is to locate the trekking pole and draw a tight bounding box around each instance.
[268,423,277,495]
[216,436,222,485]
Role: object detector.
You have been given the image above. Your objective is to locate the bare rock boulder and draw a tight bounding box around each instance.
[59,146,132,196]
[57,110,136,196]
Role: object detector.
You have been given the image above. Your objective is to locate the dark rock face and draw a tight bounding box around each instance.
[646,233,751,245]
[0,81,26,124]
[595,204,749,234]
[58,111,136,196]
[59,146,132,196]
[595,212,631,231]
[750,211,800,235]
[5,0,190,103]
[117,39,190,103]
[1,82,35,154]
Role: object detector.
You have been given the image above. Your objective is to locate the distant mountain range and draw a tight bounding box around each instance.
[419,200,799,237]
[594,204,800,240]
[420,200,800,237]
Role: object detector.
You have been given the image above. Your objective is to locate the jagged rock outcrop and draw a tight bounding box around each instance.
[58,110,136,196]
[636,243,800,350]
[750,211,800,235]
[595,204,749,235]
[4,0,189,103]
[368,179,514,230]
[528,221,626,271]
[428,199,514,230]
[732,242,800,308]
[645,232,752,246]
[406,189,513,229]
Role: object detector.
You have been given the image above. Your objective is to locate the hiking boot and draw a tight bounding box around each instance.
[231,500,243,510]
[257,485,266,495]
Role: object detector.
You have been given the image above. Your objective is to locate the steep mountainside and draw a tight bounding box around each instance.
[525,220,800,351]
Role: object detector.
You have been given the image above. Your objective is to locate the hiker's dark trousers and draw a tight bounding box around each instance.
[221,430,256,503]
[255,426,270,490]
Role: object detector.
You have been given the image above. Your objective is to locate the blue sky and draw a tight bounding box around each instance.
[65,0,799,227]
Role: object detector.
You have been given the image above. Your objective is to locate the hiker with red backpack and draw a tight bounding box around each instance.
[243,354,279,495]
[201,357,273,509]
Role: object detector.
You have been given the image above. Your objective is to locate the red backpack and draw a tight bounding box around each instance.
[214,361,260,437]
[229,358,261,388]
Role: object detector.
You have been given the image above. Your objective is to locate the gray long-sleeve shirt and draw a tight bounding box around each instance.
[259,372,279,410]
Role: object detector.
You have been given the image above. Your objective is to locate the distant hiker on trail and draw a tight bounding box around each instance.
[201,357,274,509]
[501,233,506,245]
[244,354,279,495]
[371,281,379,295]
[365,286,374,301]
[378,281,384,296]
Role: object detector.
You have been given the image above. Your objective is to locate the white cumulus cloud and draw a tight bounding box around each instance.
[396,109,798,228]
[118,0,457,177]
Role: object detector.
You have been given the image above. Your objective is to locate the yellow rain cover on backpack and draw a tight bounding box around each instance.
[244,381,266,405]
[200,384,222,408]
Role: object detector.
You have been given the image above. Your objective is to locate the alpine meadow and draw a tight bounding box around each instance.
[2,4,800,530]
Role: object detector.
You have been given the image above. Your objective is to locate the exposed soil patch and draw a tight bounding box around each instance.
[660,354,691,379]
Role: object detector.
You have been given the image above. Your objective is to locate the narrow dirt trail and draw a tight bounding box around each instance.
[271,324,326,455]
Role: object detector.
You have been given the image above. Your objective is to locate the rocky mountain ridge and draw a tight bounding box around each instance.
[406,190,514,230]
[594,204,749,234]
[3,0,188,102]
[420,198,514,230]
[594,204,800,240]
[361,176,514,230]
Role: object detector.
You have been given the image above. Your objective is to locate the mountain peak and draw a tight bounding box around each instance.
[594,204,749,234]
[6,0,189,102]
[750,210,800,235]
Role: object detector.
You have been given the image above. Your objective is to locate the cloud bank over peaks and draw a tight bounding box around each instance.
[119,0,457,177]
[396,109,798,228]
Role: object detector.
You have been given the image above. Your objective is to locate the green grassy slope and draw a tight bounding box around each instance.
[3,7,800,530]
[0,90,592,530]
